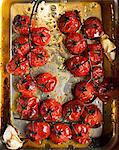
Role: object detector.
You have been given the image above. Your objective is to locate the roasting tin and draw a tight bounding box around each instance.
[0,0,119,149]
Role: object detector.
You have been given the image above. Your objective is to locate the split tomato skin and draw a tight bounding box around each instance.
[72,124,90,144]
[40,99,62,122]
[13,36,30,56]
[13,15,36,35]
[82,104,103,128]
[65,33,87,55]
[58,11,81,34]
[27,122,50,143]
[17,96,39,120]
[73,81,95,104]
[6,53,29,76]
[84,17,103,39]
[50,123,72,144]
[62,99,84,122]
[88,43,103,65]
[65,56,90,77]
[17,75,38,98]
[32,27,51,46]
[28,46,48,67]
[36,72,57,92]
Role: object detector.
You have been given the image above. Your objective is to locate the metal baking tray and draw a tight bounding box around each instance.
[0,0,119,149]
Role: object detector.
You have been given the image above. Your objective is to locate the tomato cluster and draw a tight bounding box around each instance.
[7,15,57,119]
[25,98,102,144]
[7,10,114,145]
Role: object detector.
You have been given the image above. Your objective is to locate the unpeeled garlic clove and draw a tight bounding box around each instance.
[3,125,23,150]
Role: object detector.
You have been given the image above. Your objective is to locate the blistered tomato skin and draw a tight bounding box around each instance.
[88,43,103,65]
[6,53,29,76]
[66,56,90,77]
[62,99,84,122]
[74,82,95,104]
[27,122,50,143]
[13,36,30,56]
[84,17,103,39]
[36,72,57,92]
[13,15,36,35]
[28,46,48,67]
[58,11,81,34]
[65,33,87,55]
[32,27,51,46]
[17,96,39,120]
[50,123,72,144]
[17,75,38,98]
[40,99,62,122]
[72,124,90,144]
[92,66,104,85]
[82,104,103,128]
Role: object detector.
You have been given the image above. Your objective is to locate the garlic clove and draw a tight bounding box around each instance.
[100,33,116,62]
[3,125,23,150]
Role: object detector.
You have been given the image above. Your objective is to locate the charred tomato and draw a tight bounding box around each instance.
[84,17,103,39]
[32,27,51,46]
[65,33,87,55]
[36,72,57,92]
[13,15,36,35]
[95,78,114,102]
[27,122,50,143]
[17,74,38,98]
[82,104,103,128]
[40,99,62,122]
[17,96,39,120]
[88,43,103,65]
[62,99,84,122]
[6,53,29,76]
[28,46,48,67]
[72,124,90,144]
[65,56,90,77]
[13,36,30,56]
[50,123,72,144]
[58,11,80,34]
[73,81,95,104]
[92,66,104,85]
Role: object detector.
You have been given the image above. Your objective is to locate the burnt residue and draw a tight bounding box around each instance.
[1,77,10,135]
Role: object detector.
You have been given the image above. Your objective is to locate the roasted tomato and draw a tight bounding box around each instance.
[82,104,103,128]
[58,11,80,34]
[62,99,84,122]
[17,75,38,98]
[12,36,30,56]
[72,124,90,144]
[32,27,51,46]
[50,123,72,144]
[13,15,36,35]
[73,81,95,104]
[92,66,104,85]
[65,33,87,55]
[6,53,29,76]
[88,43,103,65]
[65,56,90,77]
[27,46,48,67]
[95,78,114,102]
[17,96,39,119]
[84,17,103,39]
[40,99,62,122]
[36,72,57,92]
[27,122,50,143]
